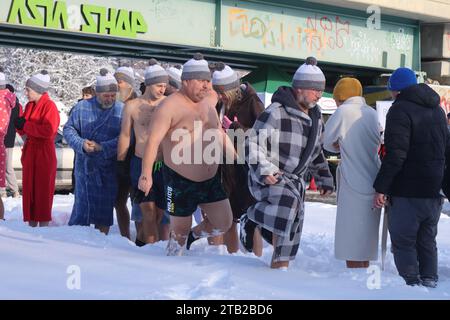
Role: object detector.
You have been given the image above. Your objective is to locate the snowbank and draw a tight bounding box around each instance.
[1,196,450,299]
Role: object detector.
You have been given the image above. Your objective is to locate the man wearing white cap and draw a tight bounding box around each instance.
[64,68,123,235]
[138,53,233,255]
[165,65,182,96]
[118,59,168,245]
[241,57,334,269]
[112,65,138,240]
[115,66,138,103]
[15,70,60,227]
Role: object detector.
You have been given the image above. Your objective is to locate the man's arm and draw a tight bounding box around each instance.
[308,150,334,194]
[323,110,342,153]
[22,102,60,139]
[373,106,411,194]
[63,104,86,155]
[245,109,280,185]
[117,101,134,161]
[138,101,172,195]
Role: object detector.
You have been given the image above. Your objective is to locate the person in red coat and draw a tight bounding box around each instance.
[14,70,60,227]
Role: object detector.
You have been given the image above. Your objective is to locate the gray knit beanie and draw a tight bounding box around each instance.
[26,70,51,94]
[96,68,118,93]
[292,57,326,91]
[212,62,240,93]
[167,65,182,89]
[181,53,211,81]
[144,59,169,86]
[114,66,135,87]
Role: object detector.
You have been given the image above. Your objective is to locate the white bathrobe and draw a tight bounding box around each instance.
[324,96,382,261]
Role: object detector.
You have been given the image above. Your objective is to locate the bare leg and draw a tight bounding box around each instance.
[158,209,170,241]
[96,225,110,235]
[253,226,263,257]
[193,200,233,239]
[156,208,164,225]
[140,201,159,244]
[114,185,130,239]
[223,222,239,253]
[208,234,224,246]
[201,210,223,245]
[135,221,143,242]
[0,197,4,220]
[159,223,170,241]
[270,234,289,269]
[346,261,370,268]
[170,215,192,246]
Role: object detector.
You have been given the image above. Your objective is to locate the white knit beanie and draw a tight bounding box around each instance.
[26,70,51,94]
[0,67,7,90]
[292,57,326,91]
[96,68,118,93]
[212,63,240,93]
[144,59,169,86]
[167,65,182,89]
[181,53,211,81]
[114,66,135,87]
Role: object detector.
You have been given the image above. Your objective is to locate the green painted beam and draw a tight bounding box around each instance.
[215,0,222,47]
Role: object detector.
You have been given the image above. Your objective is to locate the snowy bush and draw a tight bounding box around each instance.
[0,47,149,125]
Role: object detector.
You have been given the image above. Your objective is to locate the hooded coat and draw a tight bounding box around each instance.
[245,86,334,262]
[374,84,448,198]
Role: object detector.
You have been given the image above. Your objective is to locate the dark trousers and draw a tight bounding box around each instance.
[388,196,442,284]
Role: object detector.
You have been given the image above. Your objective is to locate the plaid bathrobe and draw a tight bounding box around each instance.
[64,98,123,227]
[245,86,334,262]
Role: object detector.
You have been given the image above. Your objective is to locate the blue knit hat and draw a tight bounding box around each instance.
[388,67,417,91]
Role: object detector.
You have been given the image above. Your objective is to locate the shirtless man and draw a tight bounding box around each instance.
[138,53,233,255]
[117,59,168,245]
[113,66,138,240]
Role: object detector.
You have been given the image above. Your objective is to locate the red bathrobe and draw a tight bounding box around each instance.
[17,93,60,222]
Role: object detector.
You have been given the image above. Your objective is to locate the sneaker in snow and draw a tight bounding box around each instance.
[421,278,438,288]
[404,275,421,287]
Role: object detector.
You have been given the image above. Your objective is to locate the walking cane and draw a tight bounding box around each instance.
[381,203,389,271]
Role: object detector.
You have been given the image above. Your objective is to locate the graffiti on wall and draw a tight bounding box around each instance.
[227,8,350,56]
[388,28,412,51]
[346,30,381,64]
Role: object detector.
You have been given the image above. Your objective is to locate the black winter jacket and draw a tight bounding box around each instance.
[4,98,21,148]
[373,83,448,198]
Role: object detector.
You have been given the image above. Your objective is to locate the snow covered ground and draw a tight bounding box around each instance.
[1,195,450,300]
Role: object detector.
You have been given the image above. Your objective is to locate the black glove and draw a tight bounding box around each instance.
[14,117,26,130]
[116,160,130,181]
